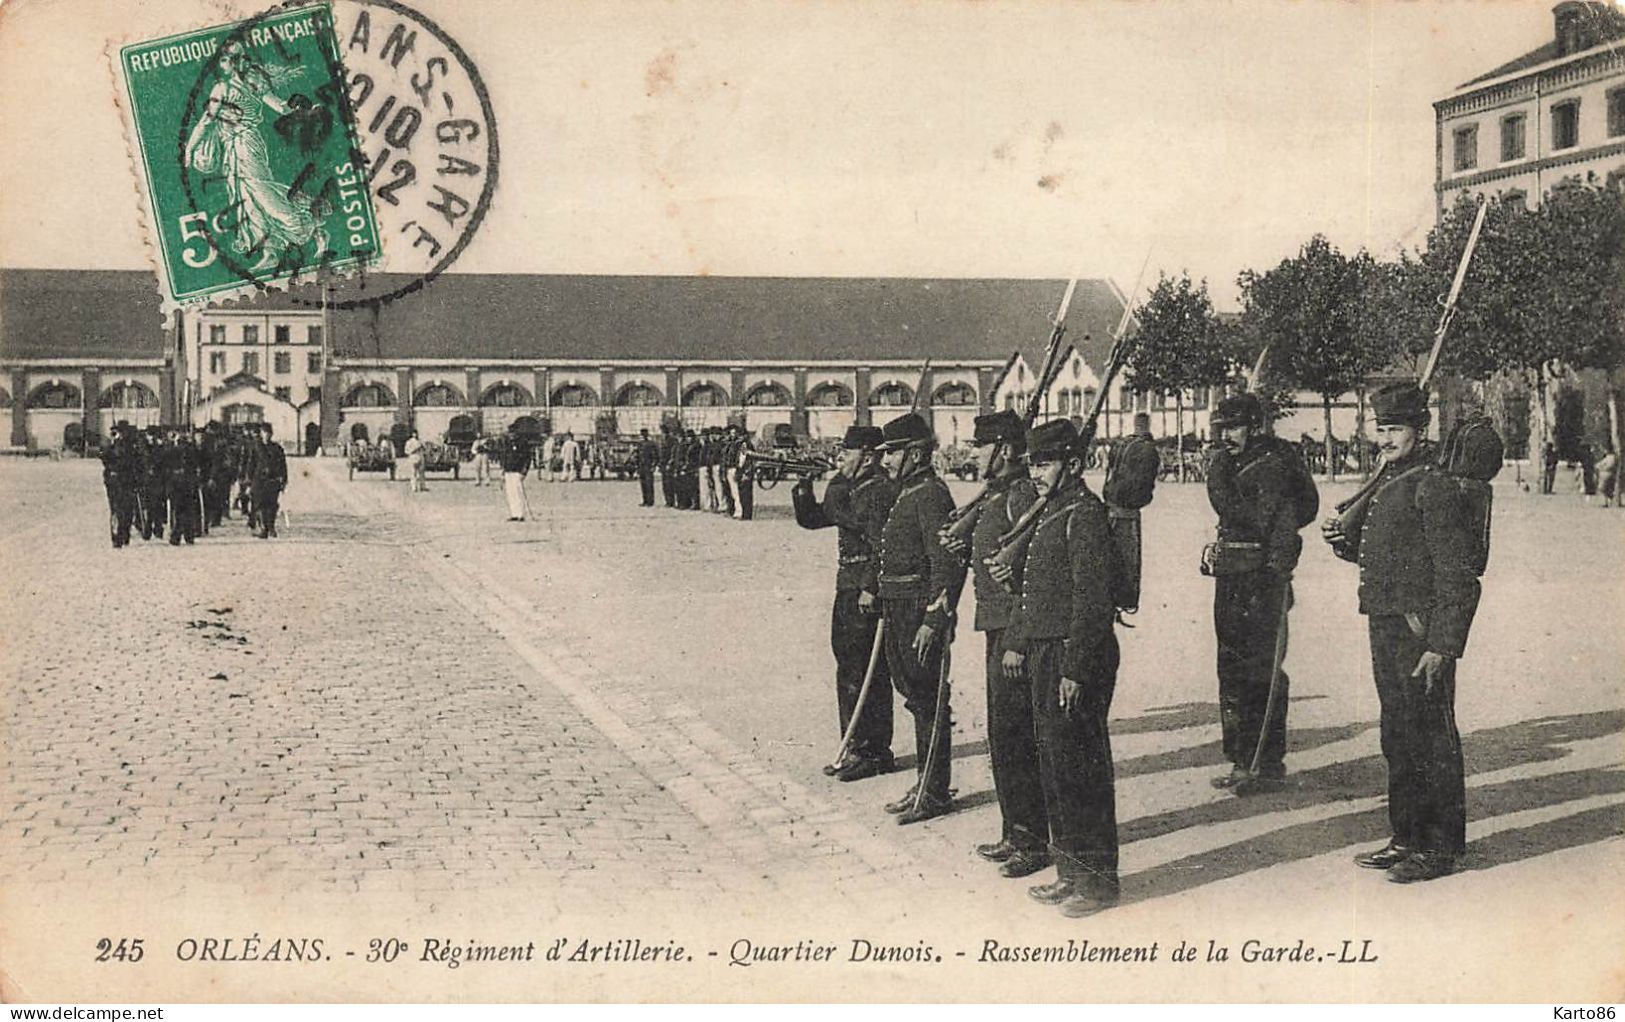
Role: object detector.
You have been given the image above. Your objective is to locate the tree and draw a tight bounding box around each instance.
[1238,236,1373,479]
[1124,273,1233,480]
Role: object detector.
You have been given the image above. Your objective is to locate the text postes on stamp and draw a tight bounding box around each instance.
[115,3,382,310]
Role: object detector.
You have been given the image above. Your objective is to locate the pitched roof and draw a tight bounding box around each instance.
[0,269,168,361]
[316,273,1129,372]
[1459,41,1561,88]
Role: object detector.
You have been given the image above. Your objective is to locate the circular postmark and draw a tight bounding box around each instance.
[176,0,499,311]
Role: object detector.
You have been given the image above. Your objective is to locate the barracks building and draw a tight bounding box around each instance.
[3,269,1189,455]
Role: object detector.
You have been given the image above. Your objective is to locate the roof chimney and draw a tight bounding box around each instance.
[1554,1,1625,57]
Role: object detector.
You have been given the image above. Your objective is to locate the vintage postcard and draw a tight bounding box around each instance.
[1,0,1622,1005]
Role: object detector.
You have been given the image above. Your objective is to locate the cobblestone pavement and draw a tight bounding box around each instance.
[2,457,1622,1000]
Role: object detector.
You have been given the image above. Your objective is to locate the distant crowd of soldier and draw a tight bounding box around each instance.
[99,420,289,547]
[635,423,757,520]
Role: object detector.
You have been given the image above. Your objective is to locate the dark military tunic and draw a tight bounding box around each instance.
[1206,438,1306,775]
[1334,450,1479,857]
[794,467,900,764]
[251,438,289,538]
[877,466,957,801]
[1003,480,1120,890]
[163,438,203,544]
[636,436,659,506]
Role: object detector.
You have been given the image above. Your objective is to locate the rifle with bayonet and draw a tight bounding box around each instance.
[985,263,1150,591]
[937,280,1078,554]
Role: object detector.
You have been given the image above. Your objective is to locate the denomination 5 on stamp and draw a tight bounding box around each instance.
[113,3,381,309]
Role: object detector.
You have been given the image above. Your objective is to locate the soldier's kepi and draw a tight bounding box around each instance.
[1002,418,1124,917]
[874,412,959,825]
[793,424,898,782]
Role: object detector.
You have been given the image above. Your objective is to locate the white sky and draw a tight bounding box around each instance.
[0,0,1568,308]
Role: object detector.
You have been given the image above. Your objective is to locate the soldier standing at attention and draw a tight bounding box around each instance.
[730,424,755,521]
[499,422,532,521]
[101,423,140,549]
[658,425,679,509]
[237,424,261,531]
[939,411,1048,877]
[1324,382,1479,883]
[1002,419,1123,917]
[792,425,899,782]
[139,427,168,541]
[252,423,288,539]
[1204,394,1310,794]
[636,428,659,506]
[874,412,959,825]
[164,427,203,545]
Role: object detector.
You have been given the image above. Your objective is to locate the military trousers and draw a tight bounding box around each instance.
[252,481,282,536]
[984,628,1048,851]
[830,590,894,763]
[638,470,655,506]
[167,480,202,543]
[106,482,137,547]
[1028,637,1119,887]
[1214,571,1291,773]
[660,469,676,507]
[882,595,951,802]
[734,472,754,520]
[1368,614,1466,856]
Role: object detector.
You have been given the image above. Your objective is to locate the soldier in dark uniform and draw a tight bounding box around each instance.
[237,424,261,530]
[938,411,1048,876]
[252,422,288,539]
[202,421,237,528]
[874,412,959,825]
[1104,412,1161,613]
[1003,418,1122,916]
[658,425,679,508]
[730,424,755,521]
[715,428,737,517]
[164,427,203,545]
[636,428,659,507]
[1205,393,1311,793]
[139,426,167,540]
[793,425,899,782]
[100,423,140,549]
[1323,382,1479,883]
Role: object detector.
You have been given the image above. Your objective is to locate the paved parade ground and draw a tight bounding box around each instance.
[1,456,1621,1001]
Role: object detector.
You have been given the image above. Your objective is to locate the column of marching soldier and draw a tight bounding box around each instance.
[794,381,1485,918]
[99,419,289,547]
[636,423,757,521]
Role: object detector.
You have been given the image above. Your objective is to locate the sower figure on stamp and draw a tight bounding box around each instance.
[1324,382,1480,883]
[792,425,899,782]
[251,423,288,539]
[874,412,959,825]
[1204,393,1314,795]
[1002,419,1123,917]
[938,410,1048,876]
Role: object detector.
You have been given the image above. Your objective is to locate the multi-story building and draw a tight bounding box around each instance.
[1435,1,1625,213]
[189,304,326,419]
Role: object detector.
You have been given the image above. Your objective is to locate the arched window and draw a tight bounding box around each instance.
[26,381,81,408]
[614,382,663,407]
[548,383,594,407]
[743,382,792,406]
[482,382,534,407]
[682,382,728,407]
[342,382,396,408]
[931,382,976,406]
[869,381,914,407]
[414,382,464,407]
[349,422,371,441]
[98,381,158,409]
[807,383,853,407]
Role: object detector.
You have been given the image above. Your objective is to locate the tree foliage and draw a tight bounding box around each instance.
[1125,272,1233,398]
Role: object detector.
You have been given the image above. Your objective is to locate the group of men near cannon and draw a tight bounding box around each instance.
[638,423,755,520]
[99,420,289,547]
[795,380,1483,917]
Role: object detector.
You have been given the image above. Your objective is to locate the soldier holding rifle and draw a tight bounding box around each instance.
[1001,418,1123,917]
[1203,393,1312,794]
[939,410,1048,876]
[874,412,959,825]
[792,425,898,782]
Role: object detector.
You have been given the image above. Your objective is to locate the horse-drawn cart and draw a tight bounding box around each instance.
[347,442,396,480]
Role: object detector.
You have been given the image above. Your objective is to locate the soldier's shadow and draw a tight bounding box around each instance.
[1119,709,1625,906]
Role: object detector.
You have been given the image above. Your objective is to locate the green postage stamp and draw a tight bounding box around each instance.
[113,4,381,309]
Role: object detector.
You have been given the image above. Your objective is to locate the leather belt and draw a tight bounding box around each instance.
[880,572,923,583]
[839,555,873,565]
[1216,541,1262,550]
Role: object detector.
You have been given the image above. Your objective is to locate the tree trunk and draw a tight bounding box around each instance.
[1609,384,1623,508]
[1354,385,1368,478]
[1176,390,1185,483]
[1323,394,1336,480]
[1535,366,1551,494]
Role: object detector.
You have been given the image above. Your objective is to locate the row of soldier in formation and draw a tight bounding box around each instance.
[98,420,290,546]
[792,381,1482,918]
[634,424,757,520]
